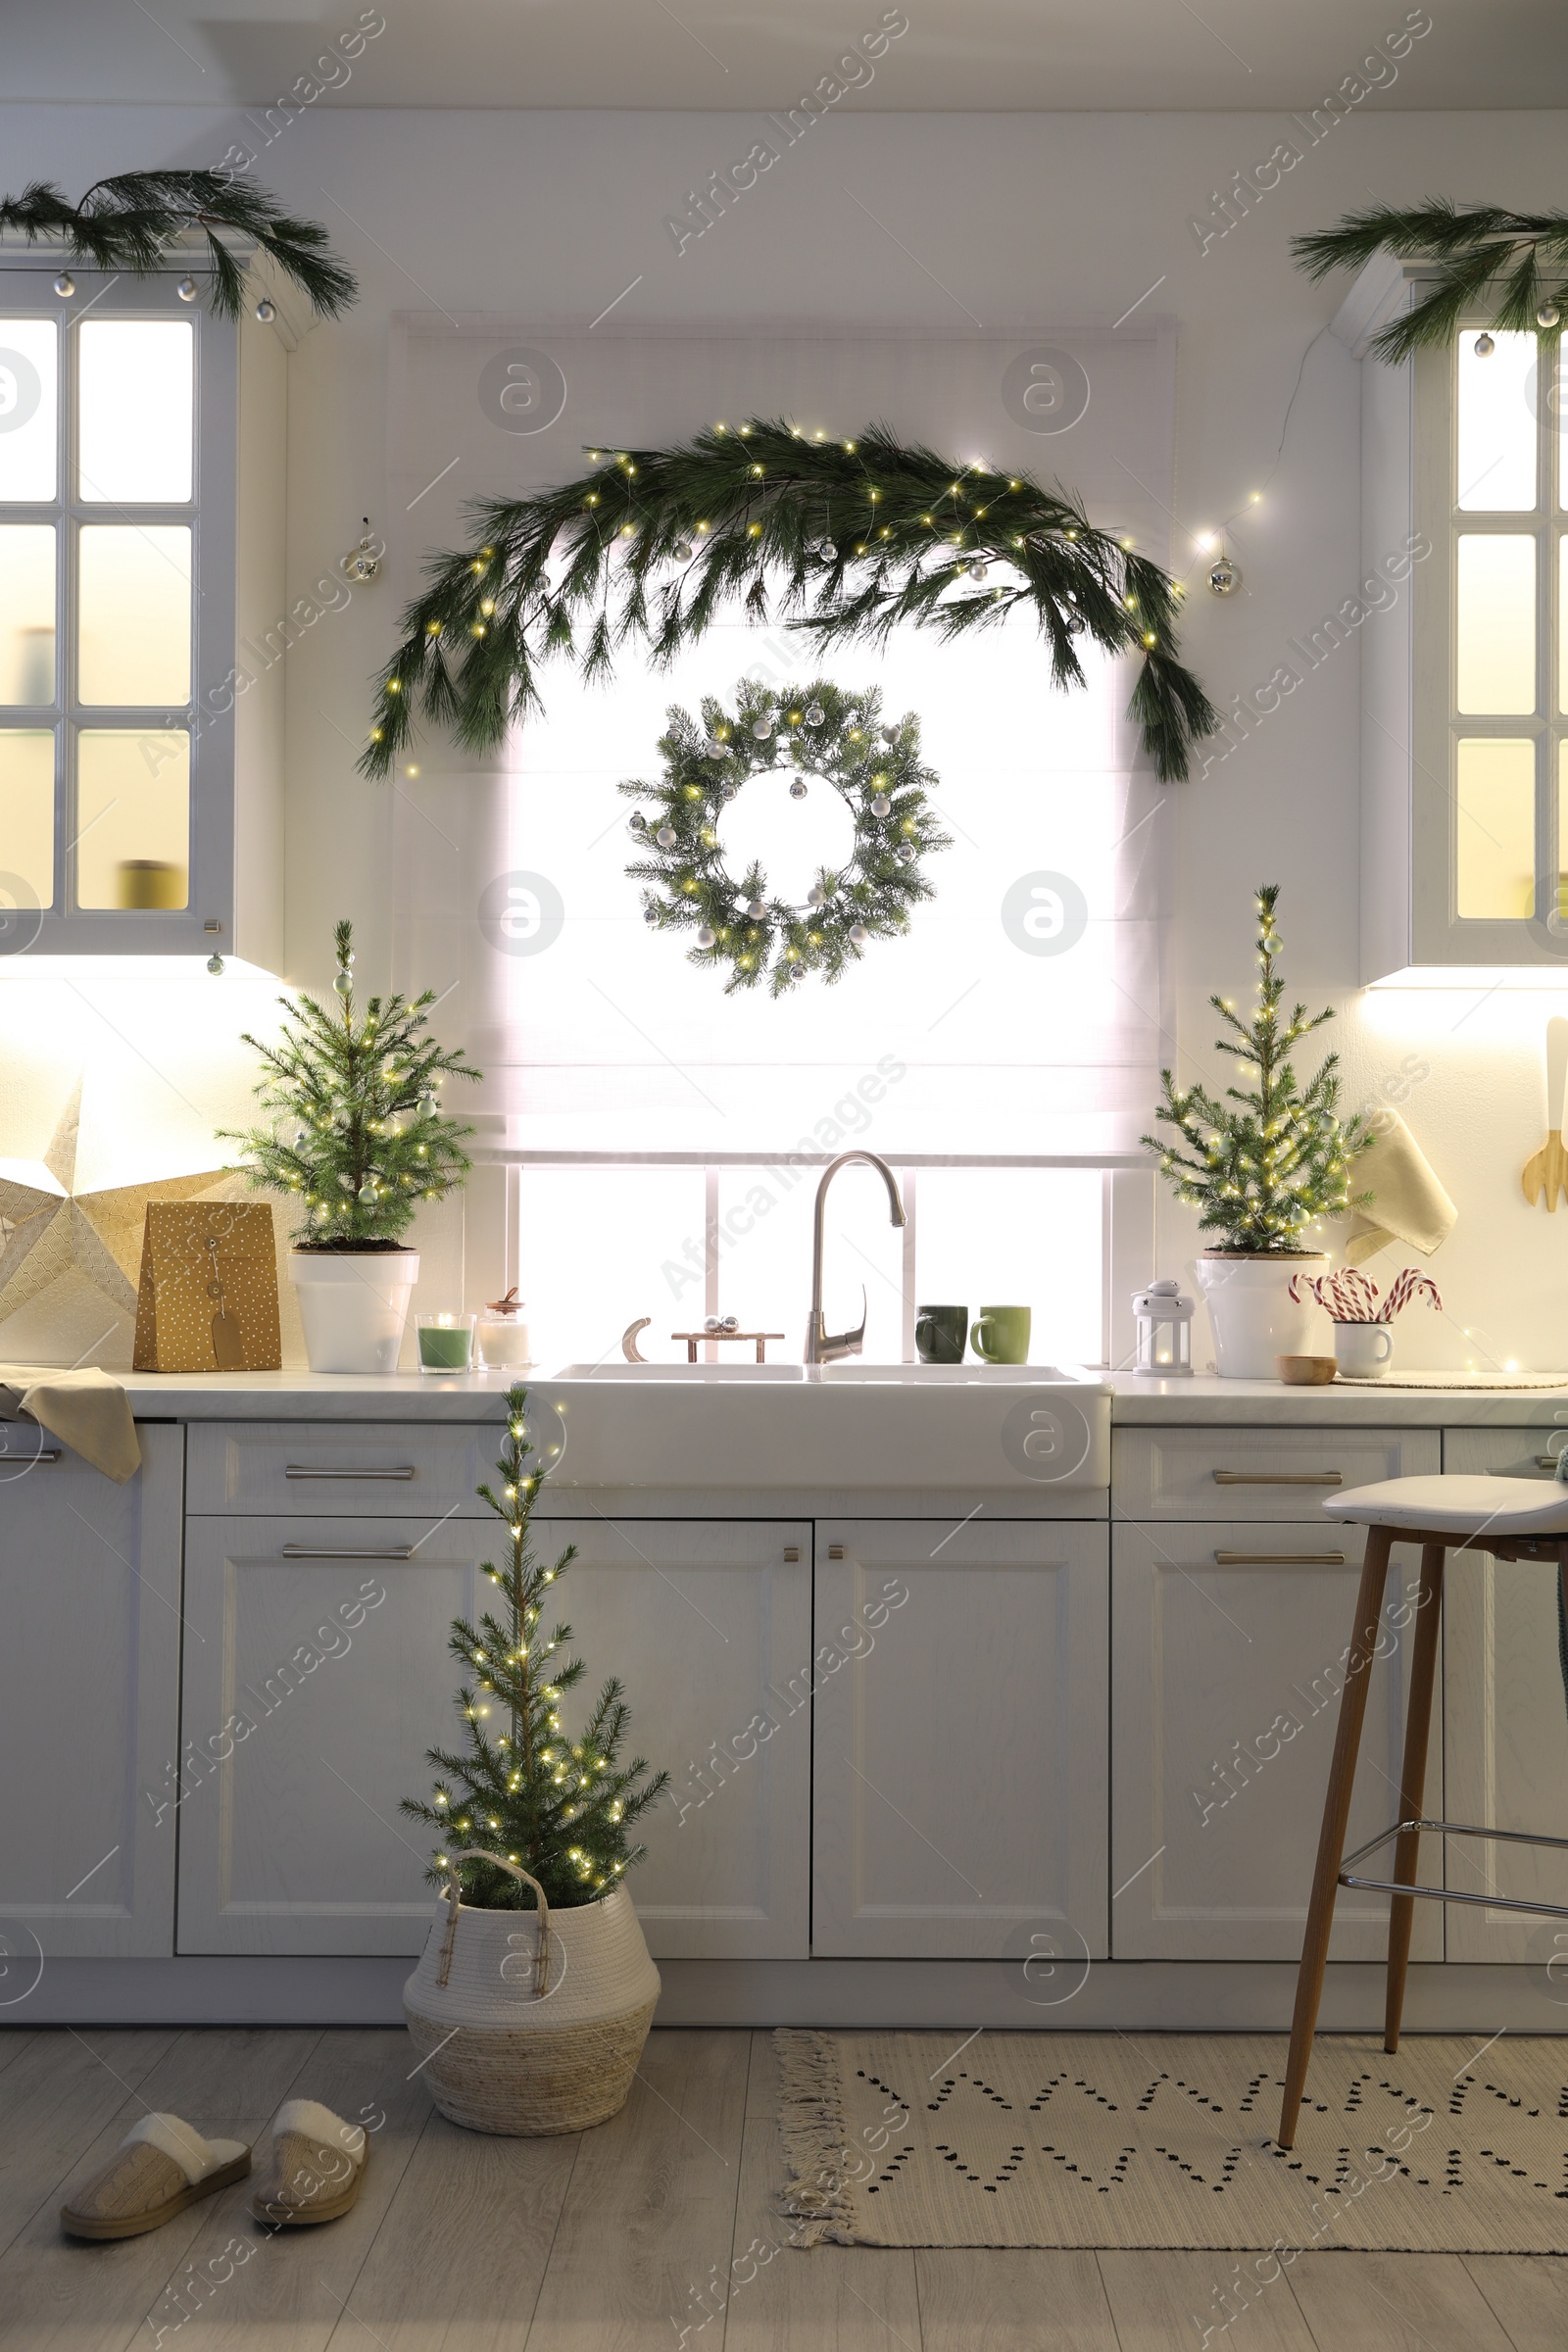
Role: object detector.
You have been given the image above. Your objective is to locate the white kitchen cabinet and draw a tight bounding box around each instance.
[0,1424,182,1957]
[1112,1521,1443,1961]
[177,1513,809,1961]
[1113,1424,1441,1520]
[810,1519,1109,1960]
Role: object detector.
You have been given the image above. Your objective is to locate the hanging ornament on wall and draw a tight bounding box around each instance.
[341,518,382,584]
[1207,554,1241,597]
[621,677,950,998]
[1474,330,1494,357]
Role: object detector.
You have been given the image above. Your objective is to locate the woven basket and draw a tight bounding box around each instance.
[403,1850,661,2135]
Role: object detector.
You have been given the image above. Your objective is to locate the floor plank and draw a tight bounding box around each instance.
[525,2029,749,2352]
[1286,2252,1517,2351]
[916,2250,1118,2351]
[112,2026,324,2124]
[1100,2247,1320,2352]
[321,2108,579,2352]
[0,2030,179,2260]
[722,2111,922,2352]
[1464,2253,1568,2348]
[135,2029,433,2352]
[0,2109,270,2352]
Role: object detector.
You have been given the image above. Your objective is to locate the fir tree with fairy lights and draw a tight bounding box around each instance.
[402,1386,669,1909]
[223,919,479,1246]
[1144,885,1372,1253]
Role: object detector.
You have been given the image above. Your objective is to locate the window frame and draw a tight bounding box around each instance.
[0,258,235,954]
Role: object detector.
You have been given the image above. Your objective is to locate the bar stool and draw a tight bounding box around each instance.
[1278,1473,1568,2152]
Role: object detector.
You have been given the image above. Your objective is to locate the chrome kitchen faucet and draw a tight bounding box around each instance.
[805,1151,906,1366]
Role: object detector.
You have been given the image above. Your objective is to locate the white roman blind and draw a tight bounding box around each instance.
[386,319,1173,1157]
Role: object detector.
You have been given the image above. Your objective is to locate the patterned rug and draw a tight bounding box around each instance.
[775,2031,1568,2252]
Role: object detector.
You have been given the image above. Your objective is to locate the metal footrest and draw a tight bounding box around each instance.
[1338,1816,1568,1920]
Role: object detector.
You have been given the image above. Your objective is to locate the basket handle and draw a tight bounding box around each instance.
[436,1848,551,1996]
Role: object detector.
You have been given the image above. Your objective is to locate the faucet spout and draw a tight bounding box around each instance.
[806,1151,906,1366]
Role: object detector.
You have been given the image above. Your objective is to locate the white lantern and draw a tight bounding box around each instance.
[1132,1278,1195,1376]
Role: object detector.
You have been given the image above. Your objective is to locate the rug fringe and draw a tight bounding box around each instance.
[773,2029,859,2248]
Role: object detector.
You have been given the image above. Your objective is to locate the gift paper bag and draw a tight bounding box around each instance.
[133,1201,281,1372]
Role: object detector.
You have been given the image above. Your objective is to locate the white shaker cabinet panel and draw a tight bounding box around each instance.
[533,1517,811,1960]
[0,1424,183,1958]
[185,1421,505,1516]
[1113,1426,1441,1520]
[1111,1522,1442,1961]
[811,1520,1109,1962]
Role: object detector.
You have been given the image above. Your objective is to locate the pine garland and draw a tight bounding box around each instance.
[220,919,479,1247]
[1294,202,1568,363]
[625,676,949,996]
[0,170,356,321]
[359,419,1219,785]
[1143,886,1372,1254]
[402,1385,669,1910]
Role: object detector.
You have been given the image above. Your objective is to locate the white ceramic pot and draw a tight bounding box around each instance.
[289,1249,419,1374]
[1195,1251,1329,1379]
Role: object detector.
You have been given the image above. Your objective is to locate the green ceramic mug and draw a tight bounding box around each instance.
[971,1305,1031,1365]
[915,1303,968,1364]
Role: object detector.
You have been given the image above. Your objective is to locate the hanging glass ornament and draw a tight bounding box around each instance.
[789,778,808,800]
[808,886,826,908]
[969,562,990,582]
[255,297,277,323]
[871,793,892,818]
[656,824,677,848]
[53,271,74,298]
[746,898,766,920]
[1539,302,1562,329]
[804,703,825,726]
[1206,556,1241,598]
[176,276,199,303]
[704,735,728,758]
[849,922,868,946]
[629,810,647,830]
[643,903,660,926]
[752,717,773,740]
[696,926,716,949]
[896,843,916,863]
[1474,330,1494,356]
[672,539,694,561]
[333,969,354,998]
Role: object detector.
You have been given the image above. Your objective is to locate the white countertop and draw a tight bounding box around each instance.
[98,1365,1568,1427]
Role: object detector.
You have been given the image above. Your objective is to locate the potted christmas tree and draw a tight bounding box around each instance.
[401,1388,668,2133]
[1143,886,1371,1377]
[223,919,478,1373]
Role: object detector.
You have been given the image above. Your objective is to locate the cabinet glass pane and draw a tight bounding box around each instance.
[0,730,54,910]
[76,729,188,909]
[0,320,58,503]
[0,526,55,706]
[1456,535,1537,713]
[1455,737,1535,918]
[77,320,193,505]
[1457,330,1538,511]
[76,526,191,706]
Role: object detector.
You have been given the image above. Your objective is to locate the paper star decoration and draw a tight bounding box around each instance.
[0,1081,233,1368]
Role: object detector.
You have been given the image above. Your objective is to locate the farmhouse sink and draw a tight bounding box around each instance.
[533,1362,1109,1491]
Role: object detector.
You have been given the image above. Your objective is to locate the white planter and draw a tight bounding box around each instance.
[288,1249,419,1375]
[1195,1251,1328,1380]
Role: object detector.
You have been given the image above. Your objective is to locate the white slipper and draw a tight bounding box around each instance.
[62,2113,251,2240]
[251,2099,368,2228]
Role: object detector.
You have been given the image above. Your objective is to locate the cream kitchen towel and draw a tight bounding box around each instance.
[1342,1108,1456,1267]
[0,1367,141,1482]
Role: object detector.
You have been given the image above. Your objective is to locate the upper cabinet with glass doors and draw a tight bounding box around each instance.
[1355,262,1568,976]
[0,255,284,964]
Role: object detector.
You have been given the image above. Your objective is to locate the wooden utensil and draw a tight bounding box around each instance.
[1522,1017,1568,1209]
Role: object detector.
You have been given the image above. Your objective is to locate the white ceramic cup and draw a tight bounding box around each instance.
[1333,1321,1395,1379]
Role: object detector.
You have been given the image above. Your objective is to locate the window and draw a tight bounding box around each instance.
[0,267,234,948]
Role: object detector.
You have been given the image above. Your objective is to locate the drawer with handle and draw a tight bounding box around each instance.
[1113,1425,1440,1520]
[1442,1427,1568,1481]
[187,1422,507,1516]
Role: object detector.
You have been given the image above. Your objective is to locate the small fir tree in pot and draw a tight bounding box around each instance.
[403,1388,669,1906]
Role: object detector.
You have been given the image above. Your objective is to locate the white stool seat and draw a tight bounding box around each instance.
[1326,1474,1568,1536]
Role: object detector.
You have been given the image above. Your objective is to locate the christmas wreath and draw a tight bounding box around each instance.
[360,418,1219,785]
[622,678,949,996]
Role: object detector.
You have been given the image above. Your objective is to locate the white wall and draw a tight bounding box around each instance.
[3,97,1567,1367]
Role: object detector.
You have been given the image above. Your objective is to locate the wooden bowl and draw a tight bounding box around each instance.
[1276,1354,1338,1386]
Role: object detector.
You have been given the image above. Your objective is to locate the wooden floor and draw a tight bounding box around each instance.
[3,2024,1566,2350]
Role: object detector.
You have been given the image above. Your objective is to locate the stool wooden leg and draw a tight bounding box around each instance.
[1277,1524,1394,2151]
[1384,1542,1446,2054]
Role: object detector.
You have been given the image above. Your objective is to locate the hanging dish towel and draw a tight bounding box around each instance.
[0,1366,141,1482]
[1342,1108,1457,1267]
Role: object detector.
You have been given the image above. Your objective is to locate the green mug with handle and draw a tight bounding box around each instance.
[970,1305,1031,1365]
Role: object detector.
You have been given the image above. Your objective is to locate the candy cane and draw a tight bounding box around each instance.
[1380,1268,1443,1322]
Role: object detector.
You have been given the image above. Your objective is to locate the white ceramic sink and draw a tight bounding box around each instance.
[532,1362,1110,1491]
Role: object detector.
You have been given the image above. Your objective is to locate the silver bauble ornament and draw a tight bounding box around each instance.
[747,898,766,920]
[672,539,694,561]
[704,736,727,758]
[788,959,808,980]
[870,793,892,818]
[333,969,354,997]
[696,926,716,949]
[629,810,647,830]
[53,272,74,298]
[896,843,916,864]
[644,904,660,926]
[789,779,808,801]
[206,951,224,975]
[177,276,199,304]
[1474,330,1494,357]
[1540,303,1562,329]
[656,824,677,848]
[719,781,739,801]
[255,297,277,323]
[804,702,825,726]
[881,725,898,743]
[1207,556,1241,597]
[849,922,868,946]
[969,562,989,582]
[752,717,773,740]
[808,886,826,908]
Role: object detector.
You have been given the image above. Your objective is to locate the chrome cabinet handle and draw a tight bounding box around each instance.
[280,1543,415,1559]
[0,1446,62,1464]
[1211,1470,1344,1486]
[1213,1549,1347,1566]
[285,1465,417,1480]
[1536,1455,1563,1472]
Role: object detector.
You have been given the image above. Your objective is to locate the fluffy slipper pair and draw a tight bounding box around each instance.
[62,2100,368,2240]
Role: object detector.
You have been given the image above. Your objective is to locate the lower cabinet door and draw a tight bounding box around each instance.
[811,1519,1109,1961]
[177,1515,809,1959]
[1112,1523,1443,1961]
[0,1424,182,1959]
